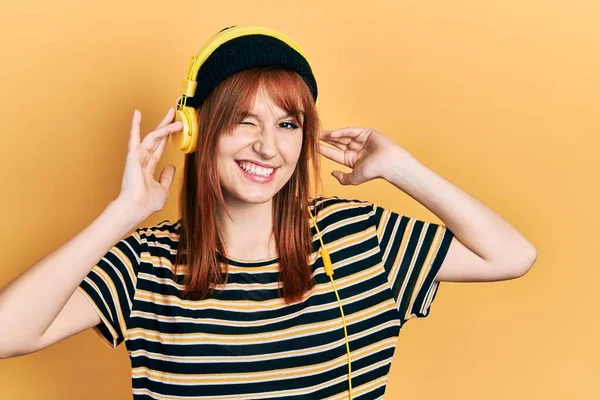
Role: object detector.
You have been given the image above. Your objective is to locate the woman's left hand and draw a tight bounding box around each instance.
[319,127,415,185]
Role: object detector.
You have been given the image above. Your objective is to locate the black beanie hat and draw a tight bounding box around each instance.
[184,27,318,108]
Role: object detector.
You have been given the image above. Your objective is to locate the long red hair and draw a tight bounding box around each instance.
[173,67,323,304]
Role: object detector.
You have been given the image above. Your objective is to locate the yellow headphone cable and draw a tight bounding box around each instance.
[172,24,353,399]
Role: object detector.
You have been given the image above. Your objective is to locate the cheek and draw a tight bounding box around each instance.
[216,137,239,166]
[280,134,304,163]
[215,142,234,181]
[217,135,237,155]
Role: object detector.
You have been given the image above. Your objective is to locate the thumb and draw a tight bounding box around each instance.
[331,170,353,186]
[159,165,176,191]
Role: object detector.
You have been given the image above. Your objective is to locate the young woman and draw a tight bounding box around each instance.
[0,25,537,399]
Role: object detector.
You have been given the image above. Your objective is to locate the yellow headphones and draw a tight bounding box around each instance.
[174,25,353,398]
[307,205,353,399]
[171,25,313,155]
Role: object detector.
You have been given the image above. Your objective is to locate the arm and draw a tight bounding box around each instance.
[319,126,537,283]
[0,108,183,358]
[382,152,538,282]
[0,199,144,358]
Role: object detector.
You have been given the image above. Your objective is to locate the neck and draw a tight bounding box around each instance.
[216,196,277,260]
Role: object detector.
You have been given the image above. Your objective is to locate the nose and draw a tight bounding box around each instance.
[252,126,278,159]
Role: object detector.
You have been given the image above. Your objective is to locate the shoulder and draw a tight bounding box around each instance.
[134,219,181,252]
[310,194,374,215]
[309,195,376,228]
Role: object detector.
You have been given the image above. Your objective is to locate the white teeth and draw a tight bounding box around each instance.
[238,161,274,177]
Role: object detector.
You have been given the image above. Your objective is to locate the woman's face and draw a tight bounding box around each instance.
[217,87,304,205]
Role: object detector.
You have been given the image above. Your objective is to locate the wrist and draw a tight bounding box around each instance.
[106,198,148,230]
[380,148,420,183]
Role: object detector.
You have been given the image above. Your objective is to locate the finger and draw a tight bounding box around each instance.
[322,132,368,152]
[159,164,176,191]
[154,133,169,158]
[331,170,354,186]
[320,129,352,145]
[128,110,141,152]
[320,137,348,151]
[319,129,332,138]
[156,107,176,130]
[329,127,369,143]
[329,127,362,137]
[319,143,346,165]
[146,135,169,175]
[142,121,183,152]
[149,127,168,154]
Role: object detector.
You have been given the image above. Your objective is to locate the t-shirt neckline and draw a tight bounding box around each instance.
[216,249,279,266]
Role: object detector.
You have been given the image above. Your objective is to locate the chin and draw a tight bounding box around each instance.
[221,169,293,204]
[221,187,276,205]
[239,191,275,204]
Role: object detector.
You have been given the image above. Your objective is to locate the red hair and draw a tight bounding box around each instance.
[173,67,323,304]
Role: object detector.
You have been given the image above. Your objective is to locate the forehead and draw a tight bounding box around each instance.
[246,90,286,116]
[238,82,304,121]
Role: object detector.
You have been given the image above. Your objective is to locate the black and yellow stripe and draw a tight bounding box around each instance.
[78,195,454,399]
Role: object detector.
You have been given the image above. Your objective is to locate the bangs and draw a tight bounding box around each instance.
[177,65,323,304]
[219,67,313,133]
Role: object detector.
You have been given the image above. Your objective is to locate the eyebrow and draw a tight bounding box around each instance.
[243,112,303,120]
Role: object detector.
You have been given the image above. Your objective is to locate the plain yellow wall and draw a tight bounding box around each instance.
[1,0,597,399]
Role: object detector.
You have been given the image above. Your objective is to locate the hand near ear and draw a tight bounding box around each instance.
[319,127,414,186]
[116,108,183,219]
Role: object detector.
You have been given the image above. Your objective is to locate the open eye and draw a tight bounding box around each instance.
[280,122,299,130]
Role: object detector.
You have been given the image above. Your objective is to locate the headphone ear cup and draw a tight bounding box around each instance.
[172,106,199,154]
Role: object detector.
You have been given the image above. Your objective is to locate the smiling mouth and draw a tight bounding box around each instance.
[235,160,278,182]
[236,160,277,176]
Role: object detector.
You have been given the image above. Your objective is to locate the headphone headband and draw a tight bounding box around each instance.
[171,24,317,154]
[179,25,316,108]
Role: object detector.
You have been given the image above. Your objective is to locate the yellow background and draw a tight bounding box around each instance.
[1,0,597,399]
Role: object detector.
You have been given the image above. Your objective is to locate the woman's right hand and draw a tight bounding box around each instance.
[115,108,183,219]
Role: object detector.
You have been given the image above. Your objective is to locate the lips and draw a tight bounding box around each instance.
[235,159,278,169]
[235,161,277,184]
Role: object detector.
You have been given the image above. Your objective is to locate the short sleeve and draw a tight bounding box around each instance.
[77,229,143,348]
[369,202,454,324]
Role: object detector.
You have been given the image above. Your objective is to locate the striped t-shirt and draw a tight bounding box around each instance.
[77,195,454,399]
